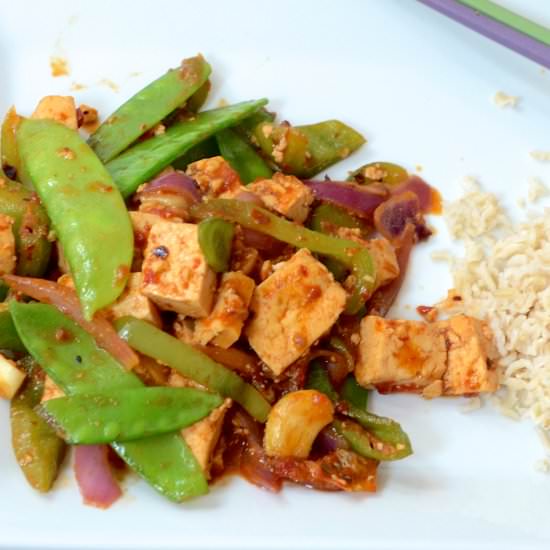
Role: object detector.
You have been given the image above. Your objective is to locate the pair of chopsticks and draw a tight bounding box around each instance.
[418,0,550,70]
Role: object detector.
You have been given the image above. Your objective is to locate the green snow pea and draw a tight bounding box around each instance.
[198,218,235,272]
[171,138,219,170]
[0,306,25,353]
[347,162,408,186]
[106,99,268,199]
[17,119,133,319]
[115,316,271,422]
[10,302,208,501]
[89,55,211,163]
[191,199,376,314]
[216,128,272,183]
[10,359,66,492]
[185,79,211,113]
[38,387,223,445]
[253,120,365,178]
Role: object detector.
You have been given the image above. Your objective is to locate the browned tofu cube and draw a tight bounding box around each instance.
[186,156,243,199]
[141,221,216,317]
[194,272,255,348]
[246,249,347,375]
[0,214,16,275]
[32,95,78,129]
[248,173,313,223]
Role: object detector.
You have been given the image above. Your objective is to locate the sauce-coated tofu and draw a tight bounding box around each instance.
[0,214,16,275]
[186,156,243,199]
[141,221,216,317]
[356,314,498,396]
[32,95,78,129]
[246,249,346,375]
[194,272,255,348]
[248,173,313,223]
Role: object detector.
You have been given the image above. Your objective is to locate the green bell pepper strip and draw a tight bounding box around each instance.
[198,218,235,273]
[0,306,25,352]
[17,119,134,320]
[347,162,408,186]
[106,99,269,199]
[235,108,275,142]
[10,360,66,492]
[191,199,376,314]
[10,302,208,501]
[0,178,51,278]
[328,336,355,373]
[38,387,223,445]
[115,316,271,422]
[253,120,365,178]
[306,362,412,461]
[216,128,272,184]
[88,55,211,163]
[340,374,369,412]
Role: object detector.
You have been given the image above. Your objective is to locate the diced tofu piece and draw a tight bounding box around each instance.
[107,273,161,327]
[194,272,255,348]
[42,375,64,402]
[0,214,16,275]
[129,211,166,271]
[248,173,314,223]
[32,95,78,129]
[355,315,498,396]
[439,315,499,395]
[246,249,347,375]
[0,354,25,400]
[186,156,243,199]
[141,221,216,317]
[337,228,399,289]
[181,398,232,478]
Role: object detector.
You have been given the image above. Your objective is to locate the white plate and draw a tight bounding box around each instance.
[1,1,550,548]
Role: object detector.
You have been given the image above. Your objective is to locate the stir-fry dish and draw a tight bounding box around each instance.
[0,55,500,507]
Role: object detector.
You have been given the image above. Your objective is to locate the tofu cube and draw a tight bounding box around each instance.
[246,249,347,375]
[107,272,161,327]
[0,214,16,275]
[248,173,314,223]
[186,156,244,199]
[129,211,166,271]
[32,95,78,129]
[0,354,26,400]
[141,221,216,317]
[355,316,447,389]
[194,272,255,348]
[440,315,499,395]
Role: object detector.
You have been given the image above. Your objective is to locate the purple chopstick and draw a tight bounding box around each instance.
[417,0,550,70]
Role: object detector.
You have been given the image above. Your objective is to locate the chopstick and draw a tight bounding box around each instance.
[417,0,550,70]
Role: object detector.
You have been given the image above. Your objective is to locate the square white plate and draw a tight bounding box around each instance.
[1,1,550,548]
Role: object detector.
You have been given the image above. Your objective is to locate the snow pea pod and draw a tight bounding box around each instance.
[216,128,272,183]
[198,218,235,272]
[10,302,208,501]
[17,119,133,319]
[38,387,223,445]
[115,316,271,422]
[89,55,211,163]
[191,199,376,314]
[0,306,25,353]
[10,360,66,492]
[106,99,268,199]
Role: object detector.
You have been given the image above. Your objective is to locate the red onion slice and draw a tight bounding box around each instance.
[393,175,435,213]
[144,171,201,201]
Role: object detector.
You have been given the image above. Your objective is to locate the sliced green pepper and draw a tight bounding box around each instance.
[1,107,22,179]
[235,108,275,142]
[191,199,376,314]
[106,99,268,199]
[38,387,223,445]
[0,306,25,353]
[10,360,66,492]
[253,120,365,178]
[340,374,369,412]
[198,218,235,272]
[10,302,208,501]
[89,55,211,163]
[216,128,272,183]
[115,316,271,422]
[17,119,134,319]
[347,162,408,186]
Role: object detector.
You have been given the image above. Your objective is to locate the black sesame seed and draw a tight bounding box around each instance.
[75,355,83,363]
[153,245,169,259]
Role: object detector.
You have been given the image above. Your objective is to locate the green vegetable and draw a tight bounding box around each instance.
[116,316,271,422]
[1,107,22,178]
[253,120,365,178]
[198,218,235,272]
[328,336,355,372]
[10,302,208,501]
[191,199,376,314]
[185,79,211,113]
[10,360,66,492]
[38,387,223,445]
[216,128,272,183]
[89,55,211,163]
[17,119,133,319]
[172,138,219,170]
[340,375,369,412]
[347,162,408,186]
[0,306,25,353]
[107,99,269,199]
[306,362,411,461]
[235,109,275,141]
[0,178,51,279]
